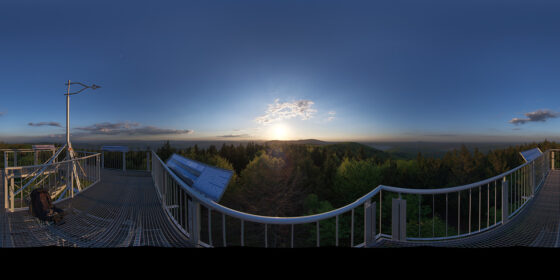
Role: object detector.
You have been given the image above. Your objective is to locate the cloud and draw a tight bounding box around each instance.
[255,99,317,124]
[0,112,5,116]
[75,122,194,135]
[217,134,250,138]
[130,126,194,135]
[327,111,336,121]
[28,121,62,127]
[509,109,558,125]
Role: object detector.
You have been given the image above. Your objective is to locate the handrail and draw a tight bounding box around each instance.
[4,152,99,171]
[12,144,68,197]
[4,151,101,211]
[151,149,549,225]
[152,151,383,225]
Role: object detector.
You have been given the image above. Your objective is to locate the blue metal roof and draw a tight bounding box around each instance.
[101,146,129,152]
[166,154,233,202]
[520,148,542,162]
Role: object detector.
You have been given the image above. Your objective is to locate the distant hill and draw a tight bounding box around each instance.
[325,142,390,161]
[265,139,330,146]
[264,140,390,162]
[362,141,525,159]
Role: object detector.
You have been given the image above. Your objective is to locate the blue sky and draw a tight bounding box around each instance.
[1,0,560,143]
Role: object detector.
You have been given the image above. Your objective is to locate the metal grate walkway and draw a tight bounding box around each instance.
[0,169,192,247]
[2,168,559,248]
[375,170,560,248]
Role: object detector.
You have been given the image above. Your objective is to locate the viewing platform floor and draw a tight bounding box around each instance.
[0,169,192,247]
[375,170,560,248]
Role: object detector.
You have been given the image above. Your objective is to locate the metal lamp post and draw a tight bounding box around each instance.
[64,80,101,197]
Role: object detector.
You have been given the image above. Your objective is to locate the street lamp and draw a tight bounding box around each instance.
[64,80,101,159]
[64,80,101,197]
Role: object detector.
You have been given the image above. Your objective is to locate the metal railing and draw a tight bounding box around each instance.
[3,152,101,212]
[101,150,151,172]
[1,149,61,169]
[151,149,555,247]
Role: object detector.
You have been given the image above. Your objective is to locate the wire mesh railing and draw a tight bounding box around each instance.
[101,150,150,171]
[3,152,101,212]
[1,149,60,169]
[151,149,555,247]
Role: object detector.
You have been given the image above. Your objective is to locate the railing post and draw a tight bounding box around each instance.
[10,175,15,211]
[364,200,377,247]
[96,154,101,182]
[146,151,150,171]
[122,151,126,172]
[162,173,167,206]
[502,178,509,224]
[69,160,74,198]
[4,170,8,209]
[34,150,38,165]
[531,161,535,196]
[392,197,406,241]
[151,151,155,178]
[101,152,104,169]
[552,151,555,170]
[188,198,201,247]
[13,151,17,167]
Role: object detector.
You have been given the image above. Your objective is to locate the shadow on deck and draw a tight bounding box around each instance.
[1,169,192,247]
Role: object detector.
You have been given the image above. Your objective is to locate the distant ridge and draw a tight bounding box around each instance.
[265,139,330,146]
[264,139,390,160]
[325,141,389,160]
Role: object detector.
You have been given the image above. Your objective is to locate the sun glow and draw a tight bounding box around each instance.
[269,123,290,140]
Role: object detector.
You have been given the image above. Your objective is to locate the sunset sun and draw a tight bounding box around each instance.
[269,124,290,140]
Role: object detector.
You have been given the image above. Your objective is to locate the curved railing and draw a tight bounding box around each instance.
[3,152,101,212]
[1,148,59,169]
[151,149,556,247]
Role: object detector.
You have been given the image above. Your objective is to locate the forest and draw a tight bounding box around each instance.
[3,140,559,246]
[153,139,560,246]
[155,140,559,214]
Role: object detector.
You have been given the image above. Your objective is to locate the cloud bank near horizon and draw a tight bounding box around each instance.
[28,121,62,127]
[510,109,558,125]
[217,133,250,138]
[75,122,194,136]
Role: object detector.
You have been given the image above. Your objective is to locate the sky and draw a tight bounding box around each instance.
[1,0,560,143]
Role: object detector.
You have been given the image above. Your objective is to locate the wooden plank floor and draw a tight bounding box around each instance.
[375,170,560,248]
[0,169,192,247]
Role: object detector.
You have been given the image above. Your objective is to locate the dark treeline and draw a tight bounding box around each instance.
[0,143,32,169]
[156,139,560,218]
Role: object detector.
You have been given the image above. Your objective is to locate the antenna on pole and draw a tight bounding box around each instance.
[64,80,101,197]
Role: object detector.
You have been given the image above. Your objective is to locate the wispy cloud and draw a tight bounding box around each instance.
[28,121,62,127]
[509,109,558,125]
[217,134,250,138]
[255,99,317,124]
[0,112,5,116]
[327,111,336,122]
[75,122,194,135]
